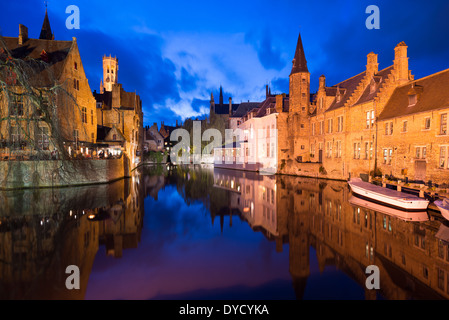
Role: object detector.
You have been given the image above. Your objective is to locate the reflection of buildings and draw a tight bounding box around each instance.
[214,169,278,239]
[95,172,144,258]
[0,172,145,299]
[213,168,449,299]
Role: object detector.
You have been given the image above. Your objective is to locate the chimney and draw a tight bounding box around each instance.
[266,85,269,98]
[18,24,28,45]
[275,94,284,113]
[366,52,378,77]
[176,120,178,126]
[319,75,326,90]
[394,42,410,85]
[229,97,233,116]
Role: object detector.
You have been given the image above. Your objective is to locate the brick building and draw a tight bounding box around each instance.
[94,55,143,165]
[275,32,449,184]
[0,10,97,159]
[216,31,449,184]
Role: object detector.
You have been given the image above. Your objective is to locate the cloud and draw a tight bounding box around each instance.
[155,98,209,121]
[252,31,286,71]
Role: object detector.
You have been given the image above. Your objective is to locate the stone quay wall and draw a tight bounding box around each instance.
[0,157,129,190]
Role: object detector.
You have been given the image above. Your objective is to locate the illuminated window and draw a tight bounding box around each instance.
[38,126,49,150]
[327,118,333,133]
[81,107,87,123]
[440,146,448,169]
[424,117,431,130]
[441,114,447,135]
[402,120,408,132]
[366,110,374,129]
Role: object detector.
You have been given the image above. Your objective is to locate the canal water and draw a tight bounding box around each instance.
[0,165,448,300]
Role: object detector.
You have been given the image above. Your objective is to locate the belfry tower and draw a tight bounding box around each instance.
[102,55,118,92]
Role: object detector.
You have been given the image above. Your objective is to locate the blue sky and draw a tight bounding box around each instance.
[1,0,449,127]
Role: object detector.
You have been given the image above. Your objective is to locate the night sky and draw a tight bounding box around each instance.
[1,0,449,127]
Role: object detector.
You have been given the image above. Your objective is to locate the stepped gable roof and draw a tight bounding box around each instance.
[231,102,261,118]
[354,66,394,106]
[326,71,367,112]
[378,68,449,121]
[1,36,73,85]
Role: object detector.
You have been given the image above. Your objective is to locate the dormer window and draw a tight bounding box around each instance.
[336,90,341,103]
[369,79,376,94]
[407,84,422,107]
[408,94,417,106]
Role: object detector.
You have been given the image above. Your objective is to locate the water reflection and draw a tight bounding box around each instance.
[0,172,143,300]
[0,165,448,300]
[214,168,449,300]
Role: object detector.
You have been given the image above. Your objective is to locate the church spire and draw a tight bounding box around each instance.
[219,85,224,105]
[39,8,54,40]
[290,31,308,75]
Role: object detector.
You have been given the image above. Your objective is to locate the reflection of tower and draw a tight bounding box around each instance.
[288,191,310,300]
[102,55,118,92]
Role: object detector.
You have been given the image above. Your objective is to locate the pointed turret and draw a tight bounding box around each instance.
[219,86,224,105]
[290,32,308,75]
[39,9,54,40]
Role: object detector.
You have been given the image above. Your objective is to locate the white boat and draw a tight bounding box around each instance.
[348,178,429,211]
[434,198,449,221]
[349,195,429,222]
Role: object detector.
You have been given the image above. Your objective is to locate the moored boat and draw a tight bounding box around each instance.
[434,198,449,221]
[349,195,429,222]
[348,178,429,212]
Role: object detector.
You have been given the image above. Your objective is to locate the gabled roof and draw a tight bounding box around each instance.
[378,68,449,121]
[214,103,240,115]
[97,125,125,142]
[255,97,276,117]
[231,102,261,118]
[1,36,73,85]
[353,66,394,106]
[97,125,112,141]
[326,71,367,112]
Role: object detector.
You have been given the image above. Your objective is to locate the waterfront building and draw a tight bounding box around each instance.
[0,10,97,159]
[377,68,449,183]
[214,94,278,172]
[143,123,165,153]
[94,55,144,165]
[278,33,415,181]
[218,31,449,184]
